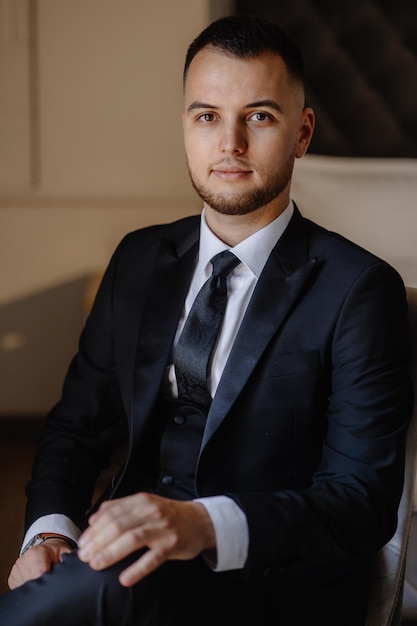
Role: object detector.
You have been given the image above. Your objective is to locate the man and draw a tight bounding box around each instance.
[0,14,412,626]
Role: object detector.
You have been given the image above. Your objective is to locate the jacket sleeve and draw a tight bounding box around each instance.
[24,238,129,532]
[232,262,413,583]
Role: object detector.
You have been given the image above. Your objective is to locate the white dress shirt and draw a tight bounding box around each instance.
[23,202,294,571]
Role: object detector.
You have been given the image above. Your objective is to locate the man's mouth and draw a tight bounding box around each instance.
[211,164,252,180]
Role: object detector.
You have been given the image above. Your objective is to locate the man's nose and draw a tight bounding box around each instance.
[219,122,248,155]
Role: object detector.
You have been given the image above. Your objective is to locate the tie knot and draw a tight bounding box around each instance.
[210,250,240,278]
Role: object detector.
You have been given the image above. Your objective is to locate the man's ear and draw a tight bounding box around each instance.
[296,107,315,158]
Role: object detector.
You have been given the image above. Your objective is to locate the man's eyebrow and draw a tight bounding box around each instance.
[186,101,217,113]
[246,100,283,113]
[186,99,284,114]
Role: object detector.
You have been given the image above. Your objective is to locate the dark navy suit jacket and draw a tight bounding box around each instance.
[25,206,413,617]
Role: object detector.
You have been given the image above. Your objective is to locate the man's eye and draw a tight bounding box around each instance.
[250,112,271,122]
[198,113,215,122]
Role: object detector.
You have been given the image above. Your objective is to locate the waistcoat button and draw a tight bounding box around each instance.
[173,414,186,425]
[161,474,174,486]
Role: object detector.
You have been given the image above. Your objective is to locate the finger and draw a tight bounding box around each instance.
[79,494,161,561]
[79,503,131,559]
[81,508,170,571]
[118,547,167,587]
[84,526,148,570]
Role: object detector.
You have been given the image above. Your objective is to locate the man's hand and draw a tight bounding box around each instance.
[8,539,74,590]
[78,493,216,587]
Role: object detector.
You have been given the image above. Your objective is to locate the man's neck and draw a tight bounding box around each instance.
[204,196,290,246]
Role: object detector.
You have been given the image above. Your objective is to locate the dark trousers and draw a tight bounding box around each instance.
[0,548,370,626]
[0,551,259,626]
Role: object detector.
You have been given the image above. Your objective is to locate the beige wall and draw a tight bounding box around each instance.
[0,0,209,305]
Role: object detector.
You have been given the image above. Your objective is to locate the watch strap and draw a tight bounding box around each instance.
[22,533,77,554]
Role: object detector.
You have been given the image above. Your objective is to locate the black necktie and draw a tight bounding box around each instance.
[174,250,241,407]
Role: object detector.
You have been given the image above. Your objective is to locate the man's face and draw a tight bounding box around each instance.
[183,47,314,218]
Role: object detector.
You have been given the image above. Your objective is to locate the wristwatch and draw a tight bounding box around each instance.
[22,533,77,554]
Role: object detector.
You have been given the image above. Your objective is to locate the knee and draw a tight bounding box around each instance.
[61,551,135,611]
[42,551,135,625]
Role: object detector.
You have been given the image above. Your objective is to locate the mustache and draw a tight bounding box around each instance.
[211,157,251,169]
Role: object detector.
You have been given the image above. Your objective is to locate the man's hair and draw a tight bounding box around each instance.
[183,15,304,87]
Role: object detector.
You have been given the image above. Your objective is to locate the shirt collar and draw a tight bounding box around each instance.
[198,201,294,278]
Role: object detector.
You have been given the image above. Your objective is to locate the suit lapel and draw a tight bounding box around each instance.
[202,208,318,448]
[129,226,199,438]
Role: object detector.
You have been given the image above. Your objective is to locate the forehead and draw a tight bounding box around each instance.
[184,47,294,105]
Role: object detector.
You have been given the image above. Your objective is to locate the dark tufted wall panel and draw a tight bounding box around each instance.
[235,0,417,157]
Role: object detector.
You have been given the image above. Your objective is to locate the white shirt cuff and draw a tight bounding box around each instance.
[21,514,81,555]
[195,495,249,571]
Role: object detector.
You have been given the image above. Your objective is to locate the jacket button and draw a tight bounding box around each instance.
[173,414,186,425]
[161,475,174,486]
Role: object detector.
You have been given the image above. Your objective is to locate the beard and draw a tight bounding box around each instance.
[187,149,296,216]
